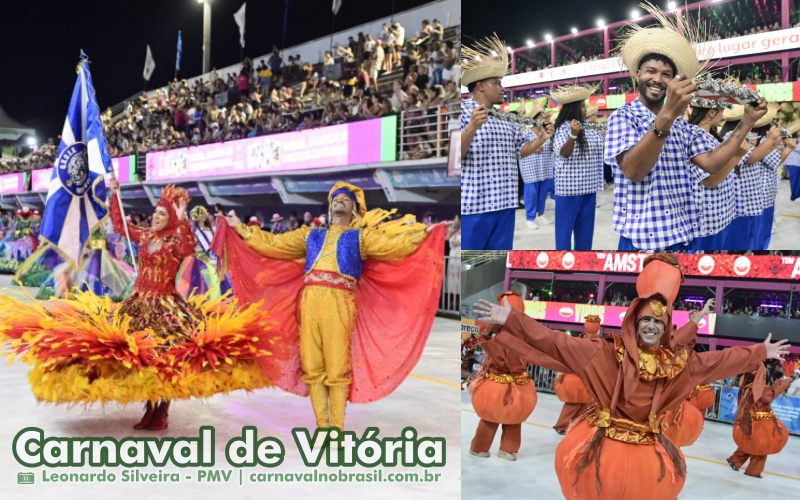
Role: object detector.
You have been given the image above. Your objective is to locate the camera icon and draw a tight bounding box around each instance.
[17,472,34,484]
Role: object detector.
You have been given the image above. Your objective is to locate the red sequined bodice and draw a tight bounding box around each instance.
[110,196,196,295]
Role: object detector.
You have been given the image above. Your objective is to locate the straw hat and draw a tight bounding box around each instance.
[753,103,780,128]
[618,2,707,80]
[523,100,545,118]
[269,213,284,223]
[586,105,598,118]
[550,84,597,105]
[461,34,509,87]
[722,104,744,122]
[786,120,800,135]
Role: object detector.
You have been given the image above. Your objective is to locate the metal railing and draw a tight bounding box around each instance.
[439,254,460,318]
[399,102,459,161]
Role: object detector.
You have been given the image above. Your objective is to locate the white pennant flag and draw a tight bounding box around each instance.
[143,44,156,81]
[234,3,246,48]
[332,0,342,15]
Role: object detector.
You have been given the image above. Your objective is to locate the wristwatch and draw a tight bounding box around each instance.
[650,123,670,138]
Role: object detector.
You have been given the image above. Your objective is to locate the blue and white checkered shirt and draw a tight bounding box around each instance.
[552,123,604,196]
[461,98,527,215]
[733,145,764,217]
[759,146,782,209]
[604,99,713,250]
[785,143,800,166]
[519,129,555,184]
[686,125,736,237]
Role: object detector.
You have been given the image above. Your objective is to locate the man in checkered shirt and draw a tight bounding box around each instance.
[785,135,800,201]
[520,116,555,230]
[460,35,550,250]
[604,58,766,251]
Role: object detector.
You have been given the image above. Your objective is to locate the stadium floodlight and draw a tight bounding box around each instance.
[630,8,640,19]
[667,1,676,9]
[545,33,553,42]
[596,18,606,28]
[571,27,578,34]
[26,137,37,148]
[197,0,212,74]
[526,39,535,47]
[507,46,513,52]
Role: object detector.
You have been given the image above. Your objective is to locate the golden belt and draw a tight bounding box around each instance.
[304,269,357,291]
[484,371,530,385]
[750,410,776,420]
[695,384,712,392]
[586,405,660,445]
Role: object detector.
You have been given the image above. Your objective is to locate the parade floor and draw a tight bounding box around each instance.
[462,390,800,499]
[514,179,800,250]
[0,276,460,500]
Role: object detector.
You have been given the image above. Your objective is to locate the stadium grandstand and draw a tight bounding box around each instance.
[0,0,460,228]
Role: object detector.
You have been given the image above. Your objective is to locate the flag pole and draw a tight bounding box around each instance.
[108,169,138,274]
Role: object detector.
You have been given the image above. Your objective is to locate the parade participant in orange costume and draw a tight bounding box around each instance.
[474,254,790,499]
[552,315,600,435]
[663,298,716,447]
[469,291,537,461]
[727,362,792,478]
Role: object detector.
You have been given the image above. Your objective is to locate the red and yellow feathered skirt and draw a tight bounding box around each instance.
[0,290,286,404]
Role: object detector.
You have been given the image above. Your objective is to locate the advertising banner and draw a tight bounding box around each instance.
[521,300,716,335]
[0,173,26,195]
[497,27,800,89]
[146,116,397,182]
[508,251,800,280]
[31,156,137,193]
[717,387,800,433]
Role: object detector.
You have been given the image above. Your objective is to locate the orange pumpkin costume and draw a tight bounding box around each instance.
[553,315,599,434]
[470,292,537,456]
[492,254,769,499]
[728,370,792,477]
[687,384,716,411]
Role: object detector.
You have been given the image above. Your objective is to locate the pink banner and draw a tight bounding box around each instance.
[30,169,51,192]
[0,173,26,195]
[146,118,386,182]
[523,300,716,335]
[110,156,135,184]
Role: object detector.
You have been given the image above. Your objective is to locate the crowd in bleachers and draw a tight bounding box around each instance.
[0,145,56,174]
[104,19,459,161]
[3,20,459,175]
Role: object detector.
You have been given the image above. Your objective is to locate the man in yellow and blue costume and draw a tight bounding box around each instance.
[216,181,446,431]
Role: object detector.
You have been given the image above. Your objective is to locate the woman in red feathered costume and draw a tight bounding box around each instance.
[0,182,287,431]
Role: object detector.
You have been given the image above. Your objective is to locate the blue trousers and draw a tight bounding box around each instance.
[693,221,733,251]
[727,215,760,250]
[545,178,555,199]
[788,165,800,201]
[462,208,516,250]
[523,181,548,221]
[618,235,692,251]
[754,205,775,250]
[554,193,595,250]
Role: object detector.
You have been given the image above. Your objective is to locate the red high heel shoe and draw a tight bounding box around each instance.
[146,401,170,431]
[133,401,155,430]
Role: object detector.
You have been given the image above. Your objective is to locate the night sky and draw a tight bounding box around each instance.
[0,0,430,142]
[462,0,638,48]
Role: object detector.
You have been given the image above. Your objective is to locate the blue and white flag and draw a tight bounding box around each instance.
[176,30,183,72]
[40,52,113,267]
